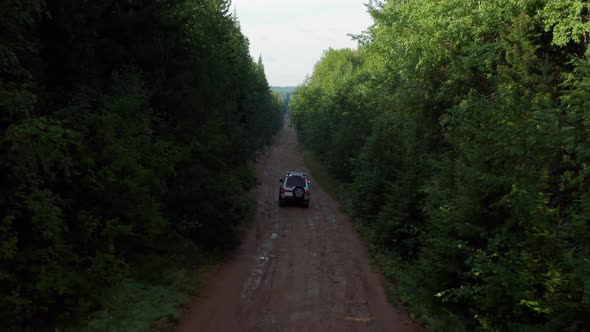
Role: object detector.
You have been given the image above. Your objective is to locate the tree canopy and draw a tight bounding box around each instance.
[291,0,590,330]
[0,0,283,329]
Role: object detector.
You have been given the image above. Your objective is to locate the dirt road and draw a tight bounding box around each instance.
[175,120,423,332]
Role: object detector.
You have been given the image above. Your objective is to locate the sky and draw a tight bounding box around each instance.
[232,0,373,87]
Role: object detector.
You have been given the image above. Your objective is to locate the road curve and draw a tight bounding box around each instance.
[175,119,424,332]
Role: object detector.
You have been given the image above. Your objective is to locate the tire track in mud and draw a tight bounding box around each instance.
[175,119,424,332]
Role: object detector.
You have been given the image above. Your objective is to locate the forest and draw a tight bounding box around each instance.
[0,0,283,330]
[271,86,297,113]
[291,0,590,331]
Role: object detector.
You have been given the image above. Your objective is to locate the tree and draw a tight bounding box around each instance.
[0,0,283,329]
[292,0,590,330]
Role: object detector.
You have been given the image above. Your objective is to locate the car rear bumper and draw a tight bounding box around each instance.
[279,194,310,201]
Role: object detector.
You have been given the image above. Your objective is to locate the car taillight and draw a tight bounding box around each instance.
[305,190,310,196]
[281,187,285,194]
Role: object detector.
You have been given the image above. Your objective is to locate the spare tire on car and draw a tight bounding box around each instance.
[293,186,305,198]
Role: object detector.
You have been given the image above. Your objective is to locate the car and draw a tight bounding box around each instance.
[278,172,311,208]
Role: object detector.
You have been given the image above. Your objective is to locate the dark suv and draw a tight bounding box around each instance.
[278,172,311,208]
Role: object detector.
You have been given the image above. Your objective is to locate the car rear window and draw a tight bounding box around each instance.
[285,176,306,187]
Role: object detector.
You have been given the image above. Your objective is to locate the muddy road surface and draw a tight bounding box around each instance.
[175,120,423,332]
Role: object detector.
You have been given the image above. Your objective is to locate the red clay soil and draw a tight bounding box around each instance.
[175,120,424,332]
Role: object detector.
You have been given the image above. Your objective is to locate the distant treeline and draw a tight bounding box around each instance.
[271,86,297,93]
[272,86,296,112]
[292,0,590,331]
[1,0,283,329]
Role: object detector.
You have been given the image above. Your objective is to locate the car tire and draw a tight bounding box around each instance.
[278,198,285,207]
[293,186,305,199]
[304,201,310,208]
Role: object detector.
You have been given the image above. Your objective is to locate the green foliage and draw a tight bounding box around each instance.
[291,48,376,181]
[0,0,283,329]
[539,0,590,48]
[271,87,296,113]
[73,270,192,332]
[293,0,590,330]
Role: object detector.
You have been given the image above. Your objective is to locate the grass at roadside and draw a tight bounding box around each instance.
[64,253,221,332]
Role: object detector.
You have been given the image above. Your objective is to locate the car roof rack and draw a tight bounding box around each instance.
[286,171,307,177]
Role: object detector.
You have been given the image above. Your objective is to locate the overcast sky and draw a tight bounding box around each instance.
[232,0,373,87]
